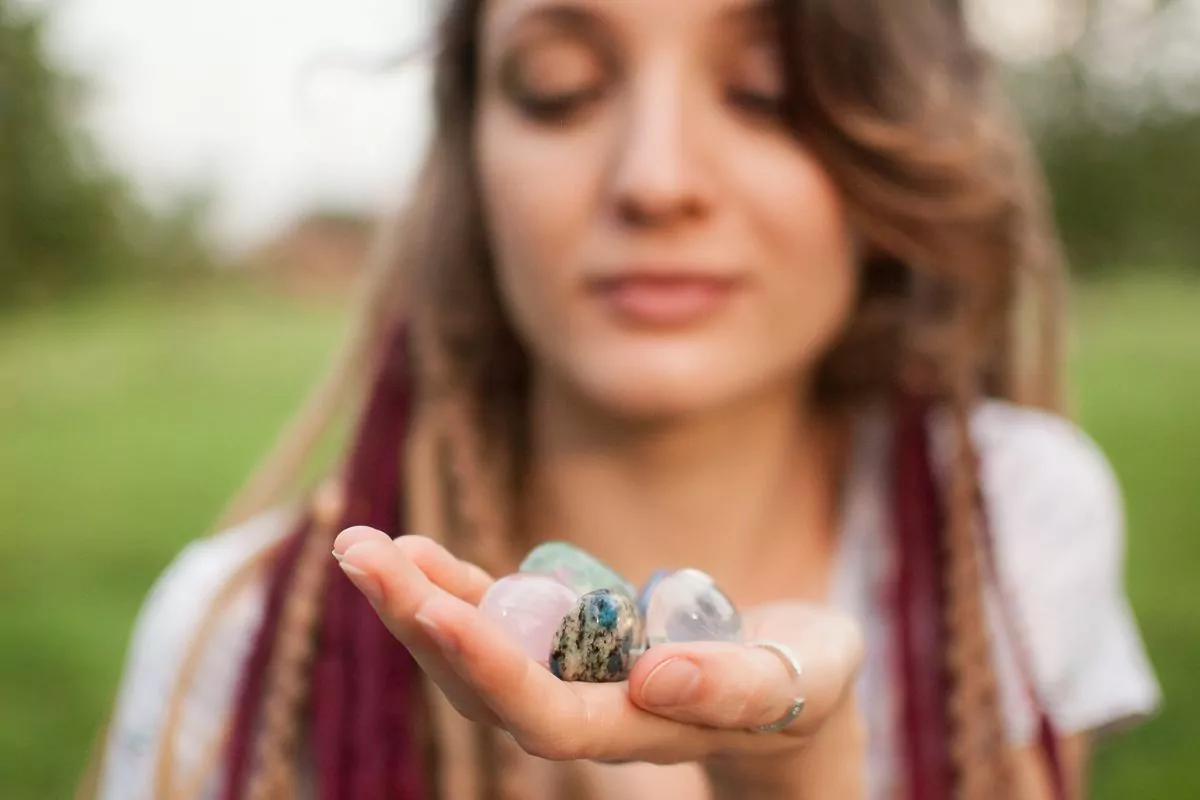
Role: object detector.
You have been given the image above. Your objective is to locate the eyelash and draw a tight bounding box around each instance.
[514,84,607,123]
[507,71,783,126]
[726,86,785,120]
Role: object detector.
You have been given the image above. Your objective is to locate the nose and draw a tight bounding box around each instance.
[609,69,712,229]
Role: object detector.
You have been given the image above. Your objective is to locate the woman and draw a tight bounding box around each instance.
[93,0,1160,798]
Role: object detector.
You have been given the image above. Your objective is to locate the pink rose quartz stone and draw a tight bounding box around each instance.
[479,574,580,664]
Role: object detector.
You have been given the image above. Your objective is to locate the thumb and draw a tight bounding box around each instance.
[627,603,863,736]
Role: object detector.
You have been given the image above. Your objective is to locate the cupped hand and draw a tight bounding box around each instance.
[332,527,865,790]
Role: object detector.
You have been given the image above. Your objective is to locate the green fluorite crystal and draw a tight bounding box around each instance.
[519,541,636,600]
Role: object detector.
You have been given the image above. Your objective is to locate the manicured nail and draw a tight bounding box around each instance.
[640,658,702,707]
[415,610,458,656]
[339,562,383,605]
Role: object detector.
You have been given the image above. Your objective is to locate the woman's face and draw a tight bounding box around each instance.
[475,0,857,419]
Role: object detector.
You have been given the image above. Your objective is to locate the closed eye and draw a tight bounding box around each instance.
[497,10,617,125]
[726,36,784,122]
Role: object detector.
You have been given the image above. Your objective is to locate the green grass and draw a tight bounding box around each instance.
[0,277,1195,798]
[1071,276,1200,796]
[0,285,345,798]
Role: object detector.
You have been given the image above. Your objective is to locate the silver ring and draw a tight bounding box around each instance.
[745,640,806,734]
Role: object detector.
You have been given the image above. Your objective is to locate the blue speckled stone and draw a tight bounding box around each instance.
[549,590,644,682]
[519,542,636,600]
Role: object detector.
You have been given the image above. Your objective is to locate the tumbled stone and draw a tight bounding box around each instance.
[549,590,644,682]
[642,568,742,646]
[519,541,636,600]
[636,569,672,618]
[478,574,581,664]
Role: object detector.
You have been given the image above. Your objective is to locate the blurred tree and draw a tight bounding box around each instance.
[0,1,221,306]
[1,0,1195,301]
[1007,0,1200,273]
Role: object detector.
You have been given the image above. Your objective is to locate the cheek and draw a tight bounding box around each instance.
[474,108,601,348]
[732,142,858,366]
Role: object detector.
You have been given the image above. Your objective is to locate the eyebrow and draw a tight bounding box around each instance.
[717,0,776,35]
[485,0,777,62]
[488,3,613,45]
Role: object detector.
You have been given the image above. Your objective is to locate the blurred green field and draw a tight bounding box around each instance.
[1,278,1196,798]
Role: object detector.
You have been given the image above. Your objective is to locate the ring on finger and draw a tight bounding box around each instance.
[745,640,806,734]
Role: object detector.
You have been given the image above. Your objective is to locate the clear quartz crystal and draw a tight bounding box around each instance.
[636,569,672,618]
[478,574,580,664]
[643,568,742,646]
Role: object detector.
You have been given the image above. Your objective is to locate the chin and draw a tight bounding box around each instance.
[565,344,754,422]
[585,380,728,421]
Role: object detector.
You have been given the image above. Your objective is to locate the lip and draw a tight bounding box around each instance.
[585,266,745,328]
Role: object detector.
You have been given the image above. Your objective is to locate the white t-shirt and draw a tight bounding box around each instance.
[96,401,1161,799]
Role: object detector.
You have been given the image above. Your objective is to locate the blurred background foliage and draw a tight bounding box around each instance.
[1006,0,1200,273]
[1,0,1197,798]
[3,0,1199,303]
[0,2,220,307]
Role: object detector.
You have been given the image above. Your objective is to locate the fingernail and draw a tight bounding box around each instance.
[331,549,345,563]
[339,562,383,605]
[415,610,458,656]
[640,658,702,707]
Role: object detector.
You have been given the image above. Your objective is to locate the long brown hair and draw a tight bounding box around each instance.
[119,0,1069,798]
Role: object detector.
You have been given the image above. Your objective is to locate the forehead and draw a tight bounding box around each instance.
[481,0,771,40]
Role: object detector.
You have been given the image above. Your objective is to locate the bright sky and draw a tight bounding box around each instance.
[38,0,436,249]
[27,0,1190,251]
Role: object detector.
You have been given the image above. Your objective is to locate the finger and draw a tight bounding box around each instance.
[628,605,863,736]
[332,525,389,556]
[393,535,494,605]
[627,642,805,733]
[338,539,500,725]
[409,590,586,746]
[411,592,795,765]
[334,529,495,605]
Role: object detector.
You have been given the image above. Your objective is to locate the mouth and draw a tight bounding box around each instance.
[585,267,746,329]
